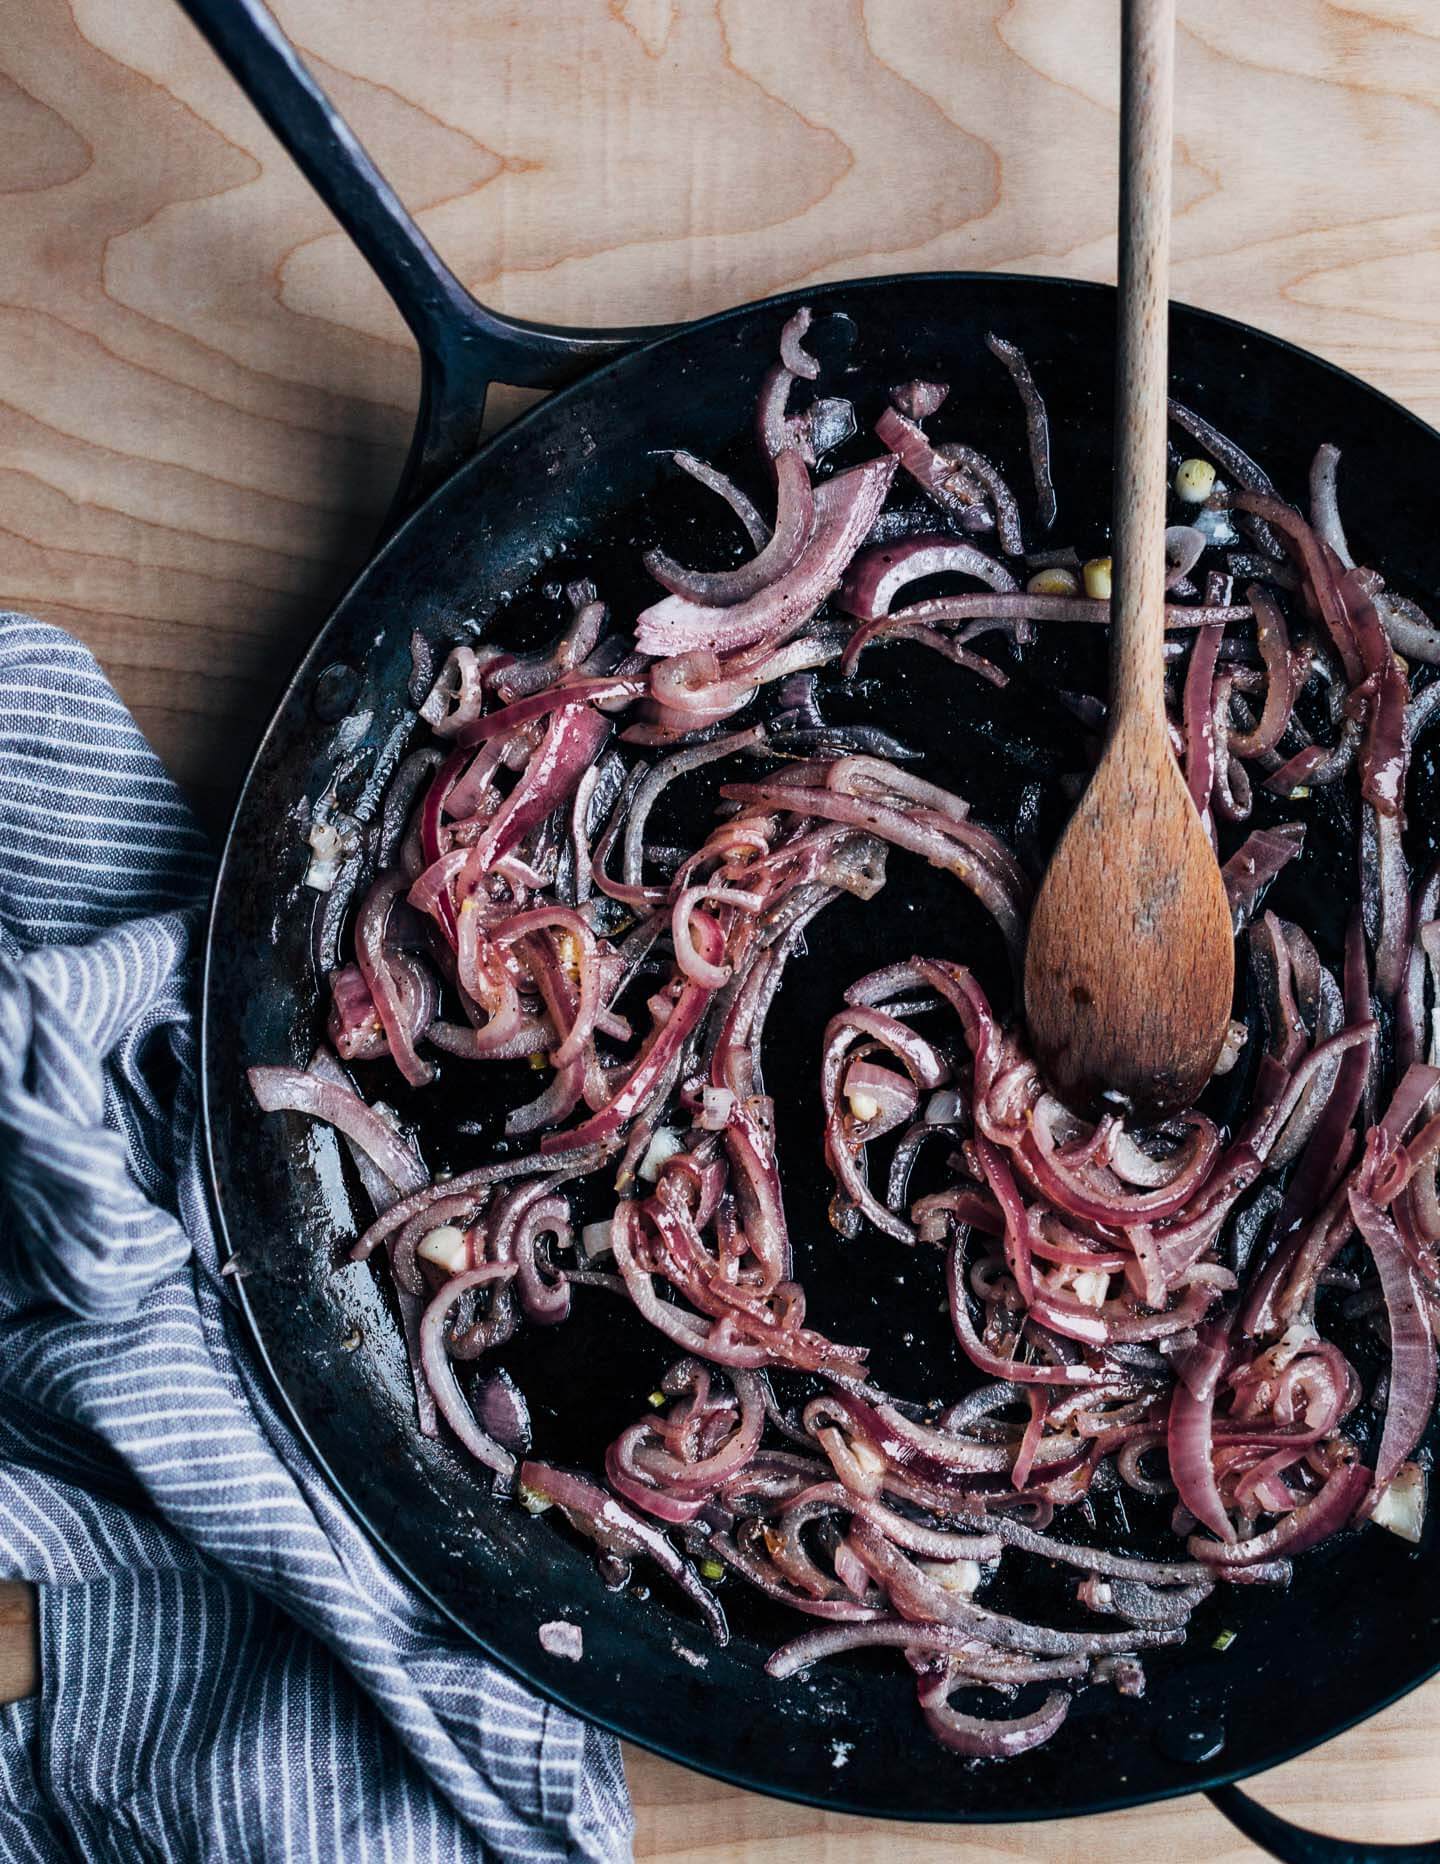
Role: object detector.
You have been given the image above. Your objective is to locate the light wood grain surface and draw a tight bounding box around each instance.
[5,0,1440,1855]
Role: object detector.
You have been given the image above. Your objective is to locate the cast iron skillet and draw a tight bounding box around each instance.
[188,1,1440,1852]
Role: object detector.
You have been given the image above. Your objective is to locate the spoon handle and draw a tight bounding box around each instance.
[1112,0,1176,736]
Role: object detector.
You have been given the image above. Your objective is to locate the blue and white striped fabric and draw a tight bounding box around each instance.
[0,617,632,1863]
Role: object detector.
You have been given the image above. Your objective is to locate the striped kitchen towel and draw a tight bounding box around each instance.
[0,616,632,1863]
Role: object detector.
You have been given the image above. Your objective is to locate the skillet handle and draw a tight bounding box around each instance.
[1207,1785,1440,1862]
[174,0,666,524]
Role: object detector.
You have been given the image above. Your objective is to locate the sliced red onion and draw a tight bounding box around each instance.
[839,616,1009,686]
[1166,1324,1235,1544]
[1019,1097,1220,1226]
[843,589,1252,638]
[875,406,985,523]
[327,962,387,1063]
[843,1059,920,1130]
[1170,401,1284,557]
[354,873,434,1088]
[273,319,1440,1765]
[467,706,614,885]
[1187,1459,1370,1565]
[985,333,1057,531]
[936,444,1025,556]
[634,456,898,660]
[419,1265,521,1477]
[841,535,1017,621]
[520,1459,729,1643]
[1349,1174,1438,1500]
[1229,585,1296,759]
[644,450,815,608]
[1380,592,1440,666]
[708,1530,881,1620]
[720,776,1028,959]
[779,306,820,380]
[672,885,762,990]
[350,1154,574,1264]
[671,450,769,551]
[1370,802,1411,999]
[1222,823,1306,934]
[475,1368,533,1456]
[917,1672,1070,1760]
[1165,526,1207,589]
[947,1241,1104,1387]
[1183,626,1224,846]
[420,644,487,735]
[1309,442,1354,569]
[249,1067,427,1197]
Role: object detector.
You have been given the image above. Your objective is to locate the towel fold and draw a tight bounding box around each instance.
[0,616,631,1864]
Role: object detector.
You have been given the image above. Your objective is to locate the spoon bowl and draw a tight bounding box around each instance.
[1024,712,1235,1116]
[1023,0,1234,1118]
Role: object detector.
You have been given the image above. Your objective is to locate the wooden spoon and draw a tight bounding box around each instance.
[1023,0,1233,1119]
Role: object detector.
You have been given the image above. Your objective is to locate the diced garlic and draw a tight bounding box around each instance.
[918,1558,982,1596]
[581,1220,615,1260]
[539,1620,584,1661]
[638,1127,683,1183]
[1371,1461,1426,1544]
[416,1225,469,1274]
[698,1086,735,1131]
[308,821,344,863]
[1192,503,1239,547]
[1072,1269,1111,1309]
[303,816,353,893]
[850,1439,888,1479]
[847,1090,881,1123]
[1273,1321,1320,1369]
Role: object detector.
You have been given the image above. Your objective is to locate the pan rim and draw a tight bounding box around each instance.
[201,267,1440,1823]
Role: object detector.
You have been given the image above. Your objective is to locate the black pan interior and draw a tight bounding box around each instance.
[204,275,1440,1821]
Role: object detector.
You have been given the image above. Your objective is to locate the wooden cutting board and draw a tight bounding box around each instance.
[4,0,1440,1853]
